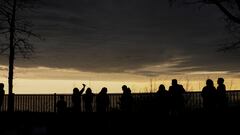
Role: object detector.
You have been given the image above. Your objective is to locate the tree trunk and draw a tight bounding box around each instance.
[8,0,17,112]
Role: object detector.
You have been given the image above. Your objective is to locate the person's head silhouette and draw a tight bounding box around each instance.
[172,79,178,86]
[217,78,224,85]
[158,84,165,91]
[101,87,108,94]
[122,85,128,92]
[0,83,4,90]
[73,88,79,94]
[122,85,127,89]
[86,88,92,94]
[206,79,214,87]
[127,87,132,94]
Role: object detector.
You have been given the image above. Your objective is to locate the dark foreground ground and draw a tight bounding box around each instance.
[1,108,240,135]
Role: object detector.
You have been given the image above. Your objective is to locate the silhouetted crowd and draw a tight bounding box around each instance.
[202,78,227,111]
[0,78,229,113]
[55,78,228,113]
[56,84,134,113]
[154,78,228,115]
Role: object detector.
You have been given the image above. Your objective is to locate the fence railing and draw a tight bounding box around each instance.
[1,91,240,112]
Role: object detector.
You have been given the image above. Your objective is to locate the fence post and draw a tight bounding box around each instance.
[7,93,15,112]
[54,93,57,113]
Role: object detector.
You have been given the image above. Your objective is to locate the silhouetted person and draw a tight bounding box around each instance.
[120,85,133,112]
[202,79,217,111]
[127,87,134,111]
[96,87,109,112]
[217,78,228,110]
[57,95,67,113]
[169,79,185,115]
[119,85,128,111]
[156,84,169,114]
[83,88,94,112]
[0,83,4,112]
[72,84,86,112]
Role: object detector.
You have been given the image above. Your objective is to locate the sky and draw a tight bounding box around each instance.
[1,0,240,93]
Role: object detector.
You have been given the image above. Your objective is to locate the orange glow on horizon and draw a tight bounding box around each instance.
[0,65,240,94]
[0,78,239,94]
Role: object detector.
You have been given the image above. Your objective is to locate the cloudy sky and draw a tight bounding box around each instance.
[1,0,240,93]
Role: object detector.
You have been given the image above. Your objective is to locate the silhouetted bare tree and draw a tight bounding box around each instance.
[169,0,240,51]
[0,0,41,111]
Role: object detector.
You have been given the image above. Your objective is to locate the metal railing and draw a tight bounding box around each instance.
[1,91,240,112]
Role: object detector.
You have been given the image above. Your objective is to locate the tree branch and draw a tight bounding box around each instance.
[0,30,9,34]
[14,38,34,58]
[217,40,240,52]
[182,0,205,4]
[0,8,10,18]
[0,18,8,21]
[235,0,240,10]
[15,43,28,58]
[1,0,14,8]
[0,46,9,54]
[169,0,229,5]
[15,28,41,39]
[0,26,9,30]
[214,2,240,24]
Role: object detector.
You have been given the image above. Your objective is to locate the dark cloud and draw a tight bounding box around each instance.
[1,0,239,76]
